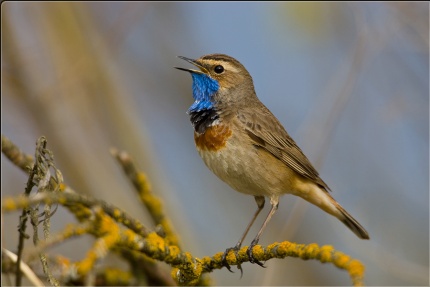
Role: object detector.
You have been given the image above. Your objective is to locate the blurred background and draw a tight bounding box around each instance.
[2,2,428,286]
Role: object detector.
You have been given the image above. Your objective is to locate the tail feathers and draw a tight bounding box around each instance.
[335,203,370,240]
[298,184,370,239]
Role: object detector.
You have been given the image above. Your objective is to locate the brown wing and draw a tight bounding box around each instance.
[238,105,330,191]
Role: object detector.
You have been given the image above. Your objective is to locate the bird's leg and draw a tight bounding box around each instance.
[247,199,279,267]
[222,196,265,275]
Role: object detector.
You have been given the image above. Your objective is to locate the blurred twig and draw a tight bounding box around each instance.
[111,148,181,247]
[1,135,34,173]
[3,248,45,287]
[15,137,46,286]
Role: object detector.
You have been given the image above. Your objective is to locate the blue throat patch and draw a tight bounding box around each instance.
[187,73,219,113]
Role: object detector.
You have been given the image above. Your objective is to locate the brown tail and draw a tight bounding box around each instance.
[299,184,370,239]
[335,203,370,240]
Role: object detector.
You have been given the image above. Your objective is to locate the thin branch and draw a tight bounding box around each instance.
[15,137,47,286]
[1,135,34,173]
[24,223,92,263]
[111,148,180,247]
[3,248,45,287]
[4,189,152,240]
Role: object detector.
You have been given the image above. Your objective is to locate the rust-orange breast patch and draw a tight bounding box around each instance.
[194,124,232,151]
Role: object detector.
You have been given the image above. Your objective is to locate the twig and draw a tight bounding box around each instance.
[3,248,45,287]
[15,137,47,286]
[1,135,34,172]
[3,190,152,240]
[111,148,180,247]
[24,223,92,263]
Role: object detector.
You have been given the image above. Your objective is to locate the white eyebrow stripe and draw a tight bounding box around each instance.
[222,62,240,73]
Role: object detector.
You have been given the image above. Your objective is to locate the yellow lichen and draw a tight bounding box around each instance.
[249,244,265,261]
[304,243,320,257]
[57,196,67,205]
[223,249,237,265]
[112,208,122,219]
[76,251,97,275]
[146,232,166,252]
[102,267,132,285]
[59,183,67,191]
[55,255,71,268]
[166,245,181,261]
[2,196,19,211]
[200,256,213,266]
[136,172,151,193]
[348,259,365,277]
[211,252,224,263]
[319,245,334,262]
[277,241,293,256]
[333,252,351,267]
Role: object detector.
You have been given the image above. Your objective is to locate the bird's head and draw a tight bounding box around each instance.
[175,54,255,113]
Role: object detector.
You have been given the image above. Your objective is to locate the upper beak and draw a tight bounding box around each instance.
[175,56,207,74]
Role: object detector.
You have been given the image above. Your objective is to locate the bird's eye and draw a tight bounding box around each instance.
[214,65,224,74]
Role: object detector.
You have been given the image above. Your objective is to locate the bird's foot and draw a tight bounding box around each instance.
[221,245,243,276]
[247,240,266,268]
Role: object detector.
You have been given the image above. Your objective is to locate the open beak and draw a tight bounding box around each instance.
[175,56,207,74]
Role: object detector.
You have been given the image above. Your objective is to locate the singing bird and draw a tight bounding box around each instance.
[175,54,369,270]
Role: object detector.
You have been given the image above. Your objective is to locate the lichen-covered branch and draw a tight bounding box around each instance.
[3,189,366,285]
[111,148,181,247]
[2,135,366,286]
[210,242,365,286]
[1,135,34,172]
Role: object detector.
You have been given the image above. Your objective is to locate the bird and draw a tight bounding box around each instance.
[175,53,369,271]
